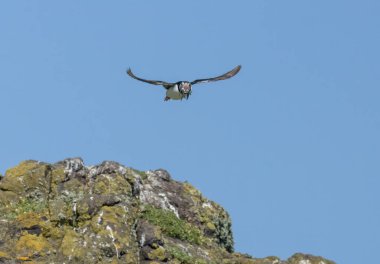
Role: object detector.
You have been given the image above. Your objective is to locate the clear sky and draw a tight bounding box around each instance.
[1,1,379,263]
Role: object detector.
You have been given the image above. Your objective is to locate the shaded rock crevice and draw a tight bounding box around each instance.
[0,158,335,264]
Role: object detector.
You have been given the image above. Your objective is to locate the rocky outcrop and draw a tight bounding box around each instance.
[0,159,335,264]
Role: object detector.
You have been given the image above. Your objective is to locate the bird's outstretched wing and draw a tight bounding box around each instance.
[191,65,241,85]
[127,68,174,87]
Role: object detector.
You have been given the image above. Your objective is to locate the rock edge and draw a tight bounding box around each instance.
[0,158,335,264]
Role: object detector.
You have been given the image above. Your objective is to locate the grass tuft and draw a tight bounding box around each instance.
[142,205,202,245]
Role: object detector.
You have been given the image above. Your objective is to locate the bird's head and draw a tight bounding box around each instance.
[178,81,192,99]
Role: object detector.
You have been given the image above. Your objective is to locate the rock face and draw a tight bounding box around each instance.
[0,159,335,264]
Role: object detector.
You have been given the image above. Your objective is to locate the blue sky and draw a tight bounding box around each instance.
[1,1,379,263]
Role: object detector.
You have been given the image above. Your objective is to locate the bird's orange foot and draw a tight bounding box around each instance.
[164,96,170,101]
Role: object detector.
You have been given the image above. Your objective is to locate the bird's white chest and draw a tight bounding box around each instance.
[166,85,184,100]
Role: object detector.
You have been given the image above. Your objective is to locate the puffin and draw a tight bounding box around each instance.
[127,65,241,101]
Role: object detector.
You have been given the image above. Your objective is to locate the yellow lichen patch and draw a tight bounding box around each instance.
[0,251,11,260]
[94,180,108,194]
[61,178,85,195]
[50,168,66,184]
[101,205,127,225]
[110,173,132,194]
[15,233,50,257]
[206,222,216,231]
[5,161,40,178]
[110,259,119,264]
[2,161,50,195]
[16,211,61,239]
[17,256,31,261]
[93,174,132,195]
[17,212,43,229]
[96,225,131,250]
[183,182,202,197]
[0,191,18,206]
[59,228,85,258]
[43,225,64,240]
[76,200,92,223]
[123,251,140,264]
[148,246,167,261]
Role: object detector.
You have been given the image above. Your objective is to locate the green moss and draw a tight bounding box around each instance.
[142,205,202,245]
[132,168,148,180]
[2,197,46,220]
[168,246,193,263]
[167,246,208,264]
[18,198,46,214]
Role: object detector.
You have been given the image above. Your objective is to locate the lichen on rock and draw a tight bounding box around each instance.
[0,159,335,264]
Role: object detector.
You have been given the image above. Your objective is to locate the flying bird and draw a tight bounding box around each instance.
[127,65,241,101]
